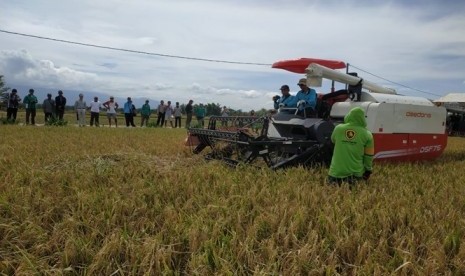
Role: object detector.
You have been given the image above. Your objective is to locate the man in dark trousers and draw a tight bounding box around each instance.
[6,88,22,122]
[42,93,56,122]
[156,100,166,127]
[23,89,38,125]
[185,99,194,128]
[55,90,67,120]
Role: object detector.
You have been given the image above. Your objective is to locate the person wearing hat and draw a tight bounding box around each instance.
[293,78,317,117]
[42,93,56,122]
[103,96,119,127]
[6,88,21,122]
[55,90,67,120]
[140,99,152,127]
[74,93,87,127]
[273,85,295,110]
[23,88,38,125]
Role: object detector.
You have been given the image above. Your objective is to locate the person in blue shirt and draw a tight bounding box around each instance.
[291,78,317,117]
[273,85,295,110]
[123,97,136,127]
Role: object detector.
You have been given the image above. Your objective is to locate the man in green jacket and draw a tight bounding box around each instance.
[195,103,206,128]
[140,99,151,127]
[23,88,38,125]
[328,107,374,185]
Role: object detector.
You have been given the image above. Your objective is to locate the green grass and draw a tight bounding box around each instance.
[0,125,464,275]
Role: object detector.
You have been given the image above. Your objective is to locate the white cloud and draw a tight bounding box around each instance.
[0,0,465,110]
[0,49,98,89]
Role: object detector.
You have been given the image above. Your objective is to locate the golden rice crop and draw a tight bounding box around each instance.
[0,125,464,275]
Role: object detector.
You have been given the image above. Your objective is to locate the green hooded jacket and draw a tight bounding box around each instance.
[328,107,374,178]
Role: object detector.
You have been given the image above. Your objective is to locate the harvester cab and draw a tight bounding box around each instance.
[187,58,448,169]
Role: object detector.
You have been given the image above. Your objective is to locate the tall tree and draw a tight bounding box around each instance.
[205,103,221,116]
[0,75,11,109]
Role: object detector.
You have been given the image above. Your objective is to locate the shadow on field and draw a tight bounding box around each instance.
[436,151,465,164]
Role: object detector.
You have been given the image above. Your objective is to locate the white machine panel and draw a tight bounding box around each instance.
[360,92,434,106]
[392,104,446,134]
[330,101,446,134]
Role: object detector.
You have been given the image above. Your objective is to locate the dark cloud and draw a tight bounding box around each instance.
[0,49,36,75]
[99,62,118,69]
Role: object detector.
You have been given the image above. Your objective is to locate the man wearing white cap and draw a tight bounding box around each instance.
[293,78,317,117]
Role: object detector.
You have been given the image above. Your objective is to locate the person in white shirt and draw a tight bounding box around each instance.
[173,102,182,128]
[164,101,174,128]
[221,106,229,127]
[74,93,87,127]
[103,96,119,127]
[88,96,102,127]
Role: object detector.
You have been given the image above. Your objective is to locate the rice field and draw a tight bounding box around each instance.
[0,123,464,275]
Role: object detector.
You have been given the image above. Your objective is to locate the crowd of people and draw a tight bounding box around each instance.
[3,88,208,128]
[5,88,67,125]
[5,78,318,127]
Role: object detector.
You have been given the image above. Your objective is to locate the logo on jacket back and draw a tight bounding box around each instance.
[345,129,356,140]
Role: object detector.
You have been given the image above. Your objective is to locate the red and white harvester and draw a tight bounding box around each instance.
[187,58,448,169]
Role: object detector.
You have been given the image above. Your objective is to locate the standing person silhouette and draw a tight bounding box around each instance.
[6,88,21,122]
[89,96,102,127]
[185,99,194,128]
[103,96,119,127]
[23,89,38,125]
[55,90,67,120]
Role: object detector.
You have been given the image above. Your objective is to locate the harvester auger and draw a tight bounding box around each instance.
[187,112,335,170]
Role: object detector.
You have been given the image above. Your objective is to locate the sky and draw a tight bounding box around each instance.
[1,0,465,111]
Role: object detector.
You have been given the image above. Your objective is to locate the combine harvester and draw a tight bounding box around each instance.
[187,58,448,169]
